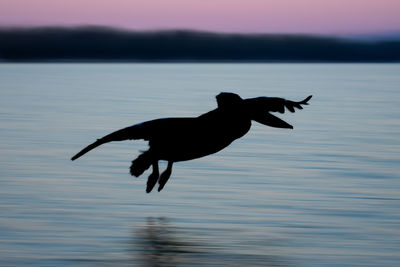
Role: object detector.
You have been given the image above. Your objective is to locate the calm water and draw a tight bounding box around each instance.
[0,63,399,266]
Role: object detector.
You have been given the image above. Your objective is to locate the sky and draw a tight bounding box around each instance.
[0,0,399,34]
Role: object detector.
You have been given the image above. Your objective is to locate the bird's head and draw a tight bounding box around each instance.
[216,92,243,108]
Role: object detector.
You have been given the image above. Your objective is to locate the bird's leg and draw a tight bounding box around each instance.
[158,161,173,192]
[146,161,159,193]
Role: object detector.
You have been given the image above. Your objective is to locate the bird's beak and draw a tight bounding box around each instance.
[253,113,293,129]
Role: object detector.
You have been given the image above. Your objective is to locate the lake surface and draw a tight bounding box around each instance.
[0,63,399,266]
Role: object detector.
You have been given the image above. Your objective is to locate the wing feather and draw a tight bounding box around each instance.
[245,95,312,113]
[245,95,312,129]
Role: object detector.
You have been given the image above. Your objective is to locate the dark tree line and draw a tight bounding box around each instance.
[1,27,399,62]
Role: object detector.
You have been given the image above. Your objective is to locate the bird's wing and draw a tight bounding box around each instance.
[251,95,312,113]
[245,95,312,129]
[71,118,165,161]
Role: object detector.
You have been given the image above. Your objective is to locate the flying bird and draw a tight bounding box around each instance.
[71,93,312,193]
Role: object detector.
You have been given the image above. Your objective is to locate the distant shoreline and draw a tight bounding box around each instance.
[1,27,399,62]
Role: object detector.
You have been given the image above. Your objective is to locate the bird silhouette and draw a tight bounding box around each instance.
[71,93,312,193]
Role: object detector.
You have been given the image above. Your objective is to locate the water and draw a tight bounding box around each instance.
[0,63,399,266]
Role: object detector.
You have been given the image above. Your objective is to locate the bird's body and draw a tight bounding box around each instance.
[71,92,311,193]
[152,108,251,162]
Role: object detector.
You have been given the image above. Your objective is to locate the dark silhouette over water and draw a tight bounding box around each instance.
[71,93,312,193]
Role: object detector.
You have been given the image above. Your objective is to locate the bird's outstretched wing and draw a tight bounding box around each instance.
[284,95,313,113]
[245,95,312,129]
[248,95,312,113]
[71,119,161,161]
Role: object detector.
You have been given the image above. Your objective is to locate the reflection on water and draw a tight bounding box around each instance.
[133,217,202,266]
[131,217,288,267]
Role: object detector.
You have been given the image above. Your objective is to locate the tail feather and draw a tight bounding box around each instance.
[71,139,106,161]
[130,151,153,177]
[71,124,145,161]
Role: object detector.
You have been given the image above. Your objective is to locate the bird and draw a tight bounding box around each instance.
[71,92,312,193]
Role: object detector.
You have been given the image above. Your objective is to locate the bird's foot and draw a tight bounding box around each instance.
[158,162,173,192]
[158,169,171,192]
[146,172,159,193]
[146,162,159,193]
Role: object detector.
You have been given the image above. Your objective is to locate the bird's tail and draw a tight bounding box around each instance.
[71,139,105,161]
[71,124,142,161]
[130,150,154,177]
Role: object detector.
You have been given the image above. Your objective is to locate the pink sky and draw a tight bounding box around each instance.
[0,0,399,34]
